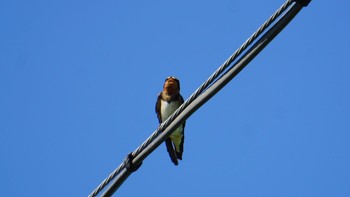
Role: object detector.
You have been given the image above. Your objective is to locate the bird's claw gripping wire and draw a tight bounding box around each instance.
[124,153,142,173]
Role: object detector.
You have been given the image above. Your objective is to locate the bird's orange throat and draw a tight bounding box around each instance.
[163,82,179,95]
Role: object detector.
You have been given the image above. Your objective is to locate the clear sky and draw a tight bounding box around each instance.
[1,0,349,196]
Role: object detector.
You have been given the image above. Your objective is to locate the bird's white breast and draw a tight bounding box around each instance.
[160,100,180,122]
[160,99,183,138]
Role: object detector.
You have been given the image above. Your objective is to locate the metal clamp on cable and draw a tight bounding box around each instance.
[293,0,311,7]
[124,153,142,173]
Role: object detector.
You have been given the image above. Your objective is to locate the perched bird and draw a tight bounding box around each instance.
[155,76,185,166]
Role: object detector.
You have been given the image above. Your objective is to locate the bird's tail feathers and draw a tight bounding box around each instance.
[165,138,178,166]
[176,151,182,160]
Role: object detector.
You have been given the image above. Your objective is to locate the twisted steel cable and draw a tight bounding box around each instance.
[132,0,293,163]
[89,1,293,196]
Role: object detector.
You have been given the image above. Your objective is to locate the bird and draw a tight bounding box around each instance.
[155,76,185,166]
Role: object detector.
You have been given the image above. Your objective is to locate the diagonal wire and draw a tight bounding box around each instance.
[133,0,293,156]
[89,1,293,196]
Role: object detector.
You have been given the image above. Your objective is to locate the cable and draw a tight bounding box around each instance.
[89,0,311,196]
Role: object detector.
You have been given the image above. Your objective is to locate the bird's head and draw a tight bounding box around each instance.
[163,76,180,95]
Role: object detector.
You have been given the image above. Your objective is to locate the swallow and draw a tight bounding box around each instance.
[155,76,185,166]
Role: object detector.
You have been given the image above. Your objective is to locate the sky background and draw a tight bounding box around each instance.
[1,0,349,196]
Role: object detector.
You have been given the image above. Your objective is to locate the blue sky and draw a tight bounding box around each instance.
[1,0,349,196]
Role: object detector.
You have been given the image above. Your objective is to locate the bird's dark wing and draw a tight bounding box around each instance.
[155,93,162,124]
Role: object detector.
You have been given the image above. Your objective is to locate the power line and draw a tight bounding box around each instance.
[89,0,311,196]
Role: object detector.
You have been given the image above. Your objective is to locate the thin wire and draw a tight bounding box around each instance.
[133,0,293,160]
[89,1,293,196]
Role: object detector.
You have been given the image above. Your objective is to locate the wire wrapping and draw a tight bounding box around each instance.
[88,0,300,196]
